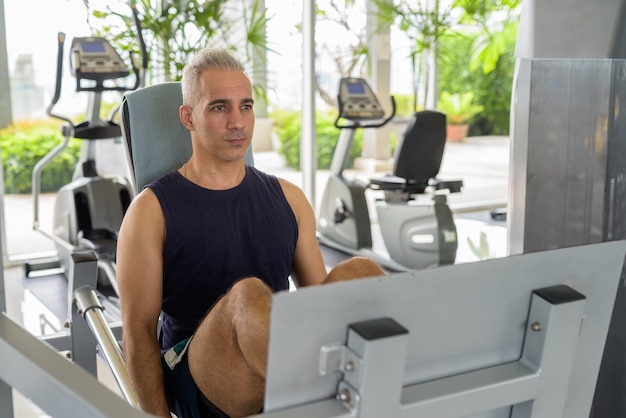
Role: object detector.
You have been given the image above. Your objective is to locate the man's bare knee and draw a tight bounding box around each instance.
[323,256,386,284]
[188,277,272,417]
[228,277,273,308]
[217,277,272,375]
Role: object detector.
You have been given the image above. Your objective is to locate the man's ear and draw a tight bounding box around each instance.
[179,105,193,130]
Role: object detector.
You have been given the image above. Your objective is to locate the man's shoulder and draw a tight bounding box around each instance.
[247,165,274,180]
[145,171,183,192]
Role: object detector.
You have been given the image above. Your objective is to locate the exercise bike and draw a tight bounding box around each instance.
[317,77,463,271]
[26,7,147,294]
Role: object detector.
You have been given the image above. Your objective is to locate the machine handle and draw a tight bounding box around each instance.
[128,51,142,91]
[50,32,65,107]
[46,32,75,128]
[74,286,139,408]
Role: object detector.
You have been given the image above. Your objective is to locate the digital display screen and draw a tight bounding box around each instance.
[81,41,106,53]
[346,82,365,95]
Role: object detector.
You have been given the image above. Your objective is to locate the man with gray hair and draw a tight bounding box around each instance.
[117,48,385,418]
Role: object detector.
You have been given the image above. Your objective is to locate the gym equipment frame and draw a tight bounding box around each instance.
[259,240,626,418]
[1,241,624,417]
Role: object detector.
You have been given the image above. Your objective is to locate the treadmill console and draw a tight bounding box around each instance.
[337,77,385,121]
[70,37,129,81]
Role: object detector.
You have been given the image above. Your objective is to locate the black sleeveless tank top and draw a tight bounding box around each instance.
[148,166,297,349]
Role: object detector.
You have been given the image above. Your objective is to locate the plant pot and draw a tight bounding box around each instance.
[446,123,469,142]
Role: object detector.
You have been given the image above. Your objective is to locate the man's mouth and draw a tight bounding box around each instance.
[227,138,246,146]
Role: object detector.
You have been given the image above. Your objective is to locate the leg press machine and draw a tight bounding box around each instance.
[1,80,625,417]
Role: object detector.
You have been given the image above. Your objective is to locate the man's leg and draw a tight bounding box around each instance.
[188,277,271,418]
[186,257,385,417]
[323,256,386,284]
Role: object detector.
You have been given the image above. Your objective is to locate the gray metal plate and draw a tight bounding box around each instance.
[265,241,626,417]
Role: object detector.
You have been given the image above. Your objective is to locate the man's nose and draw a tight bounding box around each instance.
[227,110,246,130]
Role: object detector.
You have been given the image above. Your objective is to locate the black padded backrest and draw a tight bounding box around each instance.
[393,110,447,181]
[120,82,254,193]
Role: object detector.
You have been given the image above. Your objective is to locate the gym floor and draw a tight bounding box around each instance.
[2,136,510,416]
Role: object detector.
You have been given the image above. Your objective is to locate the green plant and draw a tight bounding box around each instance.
[273,110,363,170]
[86,0,271,83]
[455,0,521,76]
[467,231,495,260]
[374,0,455,110]
[373,0,520,132]
[437,30,515,135]
[312,0,370,108]
[470,51,515,135]
[437,91,484,125]
[391,93,418,117]
[1,120,81,194]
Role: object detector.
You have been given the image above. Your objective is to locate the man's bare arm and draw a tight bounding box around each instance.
[279,179,386,287]
[117,189,170,417]
[278,178,328,287]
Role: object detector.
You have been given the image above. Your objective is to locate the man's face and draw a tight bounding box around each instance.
[185,69,255,162]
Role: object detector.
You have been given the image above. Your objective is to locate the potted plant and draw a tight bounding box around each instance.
[437,91,484,142]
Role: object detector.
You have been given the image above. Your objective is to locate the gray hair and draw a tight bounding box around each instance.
[181,48,246,107]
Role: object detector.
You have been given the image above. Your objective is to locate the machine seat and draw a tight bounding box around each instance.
[369,176,429,194]
[370,177,463,193]
[368,110,463,202]
[73,120,122,140]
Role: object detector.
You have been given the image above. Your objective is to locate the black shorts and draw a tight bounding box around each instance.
[162,338,229,418]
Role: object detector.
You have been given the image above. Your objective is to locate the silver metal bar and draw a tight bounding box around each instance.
[301,0,317,208]
[0,312,151,418]
[329,129,355,176]
[73,285,139,408]
[0,153,12,418]
[31,132,71,231]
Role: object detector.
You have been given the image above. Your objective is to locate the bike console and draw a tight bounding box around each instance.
[70,37,130,82]
[335,77,394,129]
